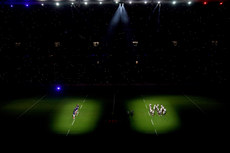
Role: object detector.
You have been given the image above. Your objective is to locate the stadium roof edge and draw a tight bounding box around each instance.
[0,0,228,5]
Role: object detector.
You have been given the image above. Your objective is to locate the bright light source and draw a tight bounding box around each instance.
[203,1,207,5]
[10,4,13,8]
[93,41,100,47]
[15,42,21,47]
[71,2,74,5]
[41,3,44,6]
[56,86,61,91]
[99,1,102,4]
[158,1,161,4]
[172,40,178,47]
[220,2,223,5]
[188,1,192,5]
[25,4,29,7]
[132,41,138,47]
[84,2,88,5]
[172,1,176,5]
[129,1,132,4]
[144,1,147,4]
[115,1,118,4]
[56,2,60,6]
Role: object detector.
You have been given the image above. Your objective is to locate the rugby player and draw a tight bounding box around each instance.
[73,104,80,119]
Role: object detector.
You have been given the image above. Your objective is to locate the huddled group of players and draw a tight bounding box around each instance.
[149,104,167,116]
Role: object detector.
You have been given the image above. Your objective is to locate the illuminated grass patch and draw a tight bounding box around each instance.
[126,95,218,134]
[51,98,102,135]
[1,97,103,135]
[127,97,180,134]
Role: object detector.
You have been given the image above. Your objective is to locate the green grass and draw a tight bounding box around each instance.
[51,98,102,135]
[1,97,103,135]
[126,95,219,134]
[1,95,220,135]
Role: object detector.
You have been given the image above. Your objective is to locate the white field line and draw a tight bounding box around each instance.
[72,119,75,126]
[66,129,70,136]
[142,97,158,135]
[184,95,206,115]
[66,116,77,136]
[83,95,88,103]
[17,94,46,119]
[66,94,88,136]
[155,129,158,136]
[154,117,159,126]
[66,119,76,136]
[151,119,154,126]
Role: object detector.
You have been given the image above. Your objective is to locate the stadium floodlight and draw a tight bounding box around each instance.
[71,2,74,5]
[158,1,161,4]
[188,1,192,5]
[115,1,119,4]
[41,3,44,6]
[56,86,61,91]
[10,4,13,8]
[99,1,102,4]
[219,2,223,5]
[203,1,207,5]
[129,1,132,4]
[25,4,29,7]
[84,2,88,5]
[144,1,147,4]
[56,2,60,6]
[172,1,176,5]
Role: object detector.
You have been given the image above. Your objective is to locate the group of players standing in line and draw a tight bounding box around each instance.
[149,104,167,116]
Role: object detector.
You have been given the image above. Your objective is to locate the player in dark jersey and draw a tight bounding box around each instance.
[72,104,80,119]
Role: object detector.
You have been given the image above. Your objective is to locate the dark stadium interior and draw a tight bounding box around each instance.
[0,0,229,149]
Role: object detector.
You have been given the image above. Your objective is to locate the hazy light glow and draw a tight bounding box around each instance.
[56,86,61,91]
[172,1,176,5]
[56,2,60,6]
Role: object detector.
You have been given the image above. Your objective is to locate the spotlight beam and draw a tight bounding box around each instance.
[120,4,132,45]
[107,4,122,39]
[148,4,159,21]
[121,4,129,24]
[106,4,132,45]
[157,2,161,32]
